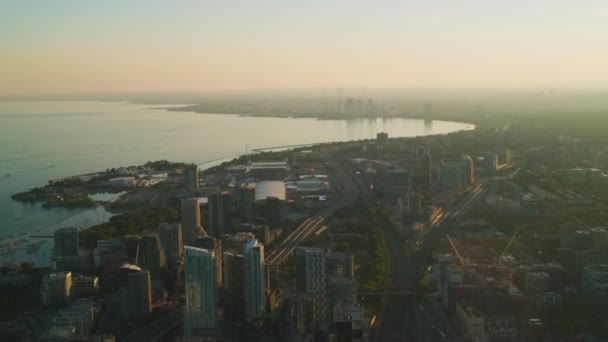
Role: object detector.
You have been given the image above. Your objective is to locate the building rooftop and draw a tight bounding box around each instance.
[255,181,286,201]
[244,238,261,252]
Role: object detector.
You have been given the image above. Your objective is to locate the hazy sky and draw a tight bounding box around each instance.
[2,0,608,94]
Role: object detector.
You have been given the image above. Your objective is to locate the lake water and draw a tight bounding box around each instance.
[0,100,473,265]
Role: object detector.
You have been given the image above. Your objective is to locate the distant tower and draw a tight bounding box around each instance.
[159,223,183,262]
[424,102,433,119]
[344,97,355,116]
[184,246,217,337]
[181,198,205,245]
[185,165,199,195]
[244,238,266,320]
[296,247,327,327]
[366,99,376,116]
[54,227,79,258]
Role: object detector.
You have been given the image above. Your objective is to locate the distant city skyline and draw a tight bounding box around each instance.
[2,0,608,94]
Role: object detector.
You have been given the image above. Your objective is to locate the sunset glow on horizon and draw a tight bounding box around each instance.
[2,0,608,94]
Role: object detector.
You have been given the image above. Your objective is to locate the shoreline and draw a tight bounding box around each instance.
[168,104,478,124]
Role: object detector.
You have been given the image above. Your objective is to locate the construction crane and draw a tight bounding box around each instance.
[397,187,412,216]
[134,241,140,266]
[446,233,466,266]
[498,231,517,263]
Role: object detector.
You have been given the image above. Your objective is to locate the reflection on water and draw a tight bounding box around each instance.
[0,101,474,250]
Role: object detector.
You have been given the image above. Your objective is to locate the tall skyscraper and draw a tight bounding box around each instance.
[424,102,433,118]
[244,238,265,320]
[181,198,204,245]
[296,247,327,327]
[208,191,230,238]
[54,227,79,258]
[185,165,199,195]
[265,196,281,229]
[237,185,255,223]
[141,231,166,289]
[159,223,183,262]
[191,236,223,288]
[222,252,244,294]
[223,252,245,318]
[184,246,217,337]
[421,152,432,188]
[343,97,355,116]
[118,264,151,323]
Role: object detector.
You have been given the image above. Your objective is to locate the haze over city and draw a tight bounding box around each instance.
[2,0,608,94]
[3,1,608,342]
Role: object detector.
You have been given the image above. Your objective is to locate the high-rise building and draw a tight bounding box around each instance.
[54,255,91,274]
[127,269,152,322]
[118,264,151,323]
[54,227,79,258]
[222,252,244,294]
[208,191,230,238]
[141,232,166,289]
[296,247,327,327]
[223,252,245,318]
[184,246,217,337]
[237,185,255,223]
[71,275,99,300]
[94,237,125,268]
[207,192,223,237]
[424,102,433,118]
[235,224,270,246]
[40,271,73,306]
[159,223,183,262]
[181,198,204,245]
[332,303,365,342]
[420,152,432,188]
[343,97,355,116]
[376,132,389,143]
[222,232,254,254]
[185,165,199,195]
[265,196,281,229]
[191,236,223,288]
[244,238,265,320]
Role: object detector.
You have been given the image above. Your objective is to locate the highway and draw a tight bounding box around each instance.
[348,173,487,342]
[265,154,358,266]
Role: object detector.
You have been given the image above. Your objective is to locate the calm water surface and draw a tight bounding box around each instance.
[0,101,473,265]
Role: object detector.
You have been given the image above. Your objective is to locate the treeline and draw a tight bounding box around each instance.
[333,202,387,291]
[79,206,179,249]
